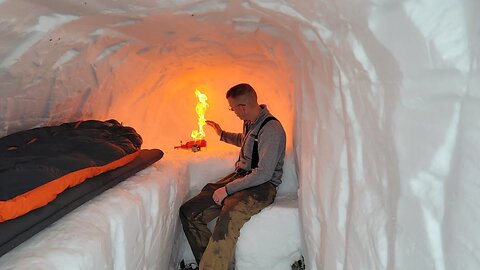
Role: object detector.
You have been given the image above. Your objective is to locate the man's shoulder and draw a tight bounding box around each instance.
[259,117,285,135]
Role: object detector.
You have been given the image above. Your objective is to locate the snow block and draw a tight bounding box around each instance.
[235,197,302,270]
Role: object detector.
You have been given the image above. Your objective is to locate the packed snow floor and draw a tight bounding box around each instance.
[0,148,300,270]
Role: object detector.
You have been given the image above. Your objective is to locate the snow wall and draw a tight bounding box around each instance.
[1,0,479,269]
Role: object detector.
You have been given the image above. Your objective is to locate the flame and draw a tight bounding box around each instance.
[191,89,209,141]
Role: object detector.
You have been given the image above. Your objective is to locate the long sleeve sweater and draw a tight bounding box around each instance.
[220,105,286,194]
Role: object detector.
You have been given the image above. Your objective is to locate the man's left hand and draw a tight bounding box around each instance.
[213,187,228,205]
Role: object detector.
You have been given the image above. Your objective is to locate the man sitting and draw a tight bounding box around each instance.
[179,83,287,270]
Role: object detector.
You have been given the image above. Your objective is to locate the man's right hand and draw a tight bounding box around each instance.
[206,120,223,137]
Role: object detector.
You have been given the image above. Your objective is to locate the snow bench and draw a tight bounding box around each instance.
[0,162,182,270]
[0,149,302,270]
[235,196,302,270]
[175,149,302,270]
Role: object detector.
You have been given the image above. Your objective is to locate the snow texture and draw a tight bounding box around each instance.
[0,0,479,269]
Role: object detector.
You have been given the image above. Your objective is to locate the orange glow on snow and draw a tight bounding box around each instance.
[191,89,209,141]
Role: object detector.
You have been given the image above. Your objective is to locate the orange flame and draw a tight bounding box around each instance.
[191,89,209,141]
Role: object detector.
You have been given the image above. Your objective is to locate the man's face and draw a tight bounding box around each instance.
[227,97,248,120]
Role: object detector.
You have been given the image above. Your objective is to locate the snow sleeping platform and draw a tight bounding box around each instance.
[0,147,301,270]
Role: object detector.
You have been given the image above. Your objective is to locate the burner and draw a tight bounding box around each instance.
[174,139,207,152]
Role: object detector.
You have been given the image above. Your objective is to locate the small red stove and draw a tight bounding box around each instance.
[174,139,207,152]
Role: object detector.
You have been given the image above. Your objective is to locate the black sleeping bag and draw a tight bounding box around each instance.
[0,119,142,201]
[0,119,164,257]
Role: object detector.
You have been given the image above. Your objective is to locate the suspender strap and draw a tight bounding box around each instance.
[251,116,277,169]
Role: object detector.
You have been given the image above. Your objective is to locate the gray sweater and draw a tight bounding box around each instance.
[220,105,286,194]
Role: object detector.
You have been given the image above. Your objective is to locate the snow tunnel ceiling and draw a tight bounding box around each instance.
[3,0,475,151]
[0,0,327,149]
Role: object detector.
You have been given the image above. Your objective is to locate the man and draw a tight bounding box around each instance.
[179,83,286,270]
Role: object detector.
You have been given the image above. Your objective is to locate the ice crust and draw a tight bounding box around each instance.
[0,0,479,269]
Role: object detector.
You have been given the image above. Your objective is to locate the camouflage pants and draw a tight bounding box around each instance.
[179,172,277,270]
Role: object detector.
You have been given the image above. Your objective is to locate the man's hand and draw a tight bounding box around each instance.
[212,187,228,205]
[206,120,223,137]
